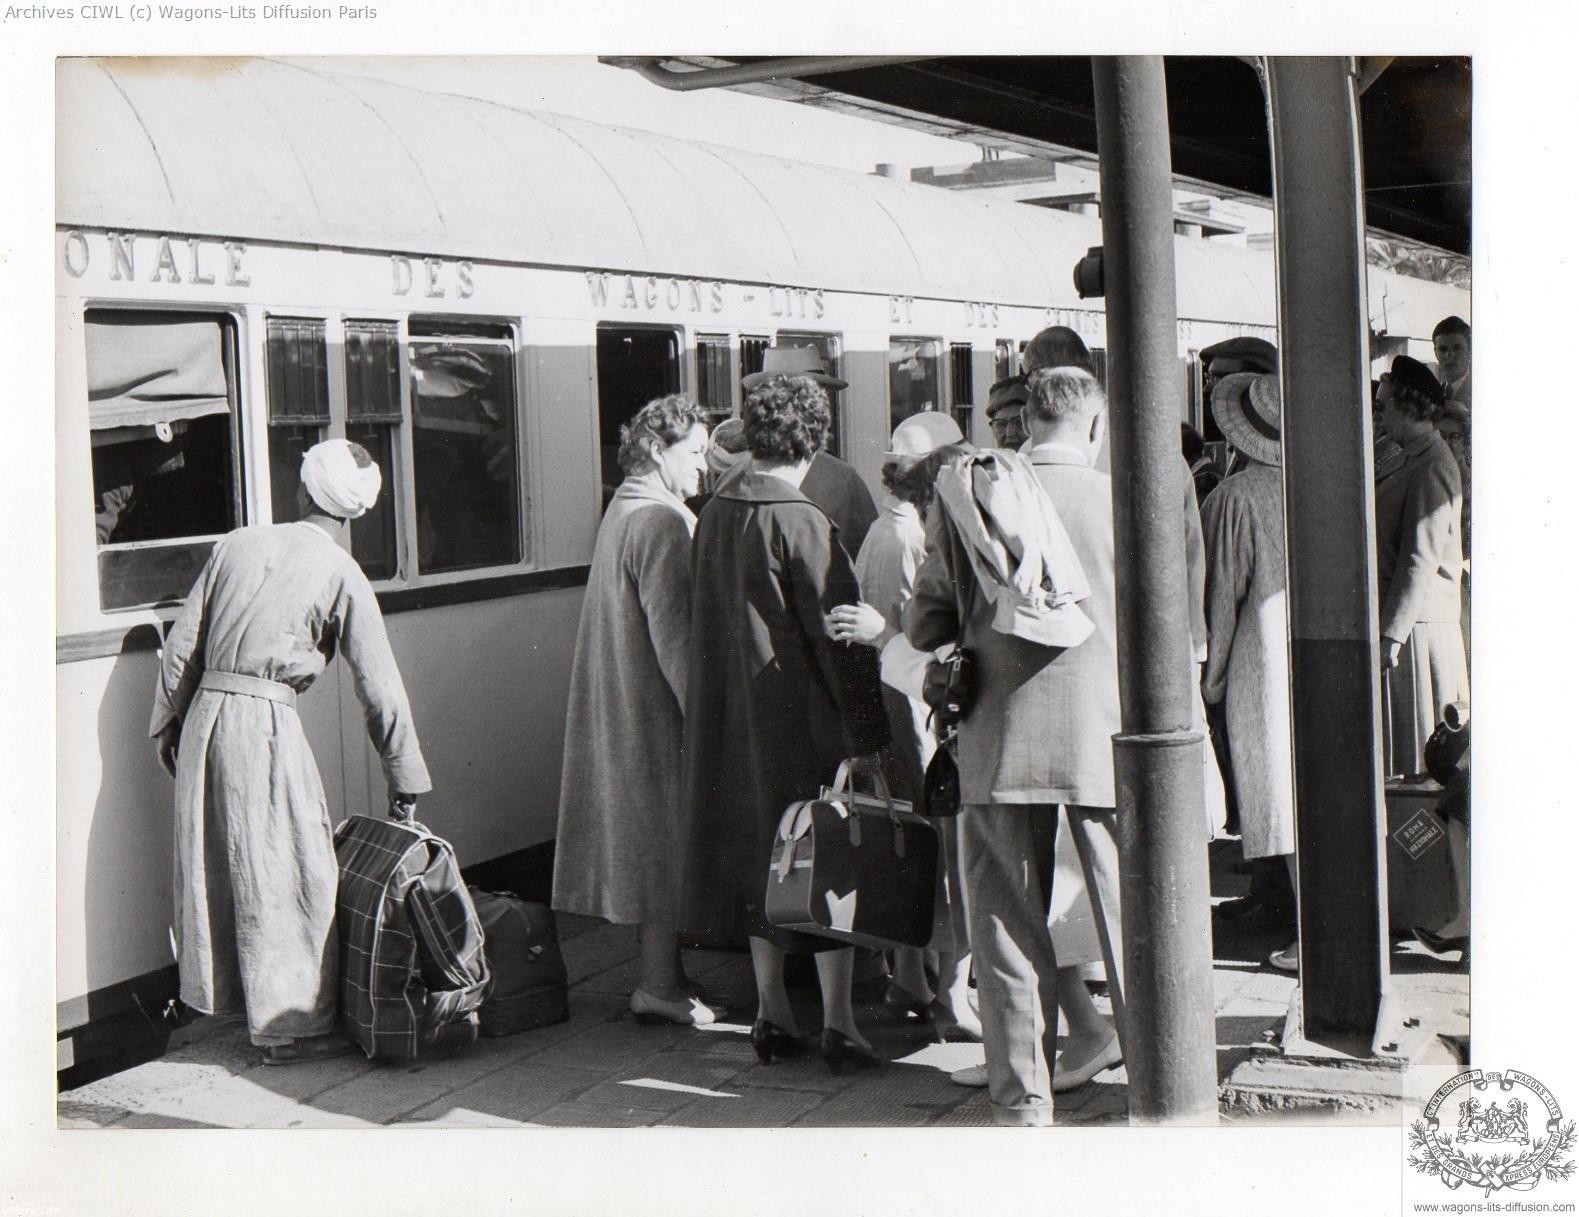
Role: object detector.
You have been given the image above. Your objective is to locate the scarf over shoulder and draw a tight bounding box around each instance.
[934,448,1095,649]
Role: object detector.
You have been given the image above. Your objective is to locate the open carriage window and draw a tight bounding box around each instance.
[888,336,942,434]
[87,309,241,611]
[408,320,522,574]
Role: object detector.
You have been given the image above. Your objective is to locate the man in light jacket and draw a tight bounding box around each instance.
[907,367,1125,1126]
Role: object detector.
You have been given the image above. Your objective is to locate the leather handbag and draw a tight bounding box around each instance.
[922,648,974,728]
[765,760,940,949]
[919,730,962,818]
[468,889,570,1037]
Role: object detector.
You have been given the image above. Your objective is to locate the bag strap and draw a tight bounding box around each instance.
[407,868,490,996]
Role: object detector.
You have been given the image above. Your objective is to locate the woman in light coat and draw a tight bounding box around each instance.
[1199,373,1298,971]
[1374,355,1468,777]
[552,395,720,1026]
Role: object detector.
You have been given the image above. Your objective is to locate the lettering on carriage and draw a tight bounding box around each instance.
[888,295,914,324]
[768,286,825,320]
[1041,307,1103,338]
[584,271,727,315]
[390,255,475,299]
[63,231,250,286]
[963,301,1001,329]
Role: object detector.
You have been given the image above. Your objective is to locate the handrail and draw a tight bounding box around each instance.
[601,56,933,92]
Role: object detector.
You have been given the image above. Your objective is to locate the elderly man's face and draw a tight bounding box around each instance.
[1434,333,1471,384]
[989,409,1028,449]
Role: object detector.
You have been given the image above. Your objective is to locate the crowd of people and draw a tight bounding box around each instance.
[148,316,1471,1123]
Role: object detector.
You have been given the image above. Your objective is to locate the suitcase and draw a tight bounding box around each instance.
[468,890,569,1036]
[1383,779,1457,935]
[334,810,490,1063]
[765,761,940,950]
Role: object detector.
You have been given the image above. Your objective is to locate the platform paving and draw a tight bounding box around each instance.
[58,843,1469,1129]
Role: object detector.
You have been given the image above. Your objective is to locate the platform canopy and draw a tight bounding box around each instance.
[607,56,1471,257]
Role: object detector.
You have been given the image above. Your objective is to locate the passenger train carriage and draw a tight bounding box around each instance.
[53,57,1469,1080]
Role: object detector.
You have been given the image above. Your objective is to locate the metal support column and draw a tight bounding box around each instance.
[1092,56,1217,1123]
[1264,58,1390,1044]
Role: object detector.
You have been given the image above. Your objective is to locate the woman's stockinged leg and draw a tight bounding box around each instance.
[749,936,799,1033]
[637,921,687,1001]
[815,947,871,1048]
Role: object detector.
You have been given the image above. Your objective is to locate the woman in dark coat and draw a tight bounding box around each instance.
[677,374,890,1073]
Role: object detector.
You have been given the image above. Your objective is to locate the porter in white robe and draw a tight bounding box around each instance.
[151,522,430,1044]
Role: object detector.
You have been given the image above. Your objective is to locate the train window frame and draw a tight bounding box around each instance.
[775,330,845,459]
[948,341,975,443]
[260,313,409,586]
[994,338,1018,381]
[887,335,944,436]
[594,322,683,515]
[694,331,735,424]
[86,305,247,614]
[406,315,529,579]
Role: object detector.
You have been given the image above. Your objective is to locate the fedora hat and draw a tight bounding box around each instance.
[885,411,964,457]
[1211,372,1282,467]
[1380,354,1445,408]
[1199,336,1278,376]
[741,345,848,391]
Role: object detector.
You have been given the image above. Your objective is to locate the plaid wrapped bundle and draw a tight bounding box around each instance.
[334,814,490,1064]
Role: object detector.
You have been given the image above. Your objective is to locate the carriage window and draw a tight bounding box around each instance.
[595,327,680,510]
[1089,347,1110,390]
[344,321,402,581]
[738,335,770,383]
[409,321,522,574]
[1183,351,1203,432]
[778,331,845,458]
[994,338,1017,381]
[888,337,942,433]
[265,317,330,530]
[695,333,733,425]
[949,342,975,442]
[87,310,241,611]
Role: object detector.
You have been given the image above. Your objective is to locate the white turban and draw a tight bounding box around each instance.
[301,439,382,520]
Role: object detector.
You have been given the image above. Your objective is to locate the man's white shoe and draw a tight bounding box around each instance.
[1050,1032,1123,1092]
[949,1063,989,1088]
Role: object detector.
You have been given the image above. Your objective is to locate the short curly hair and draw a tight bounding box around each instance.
[880,456,932,511]
[743,375,829,463]
[617,394,706,475]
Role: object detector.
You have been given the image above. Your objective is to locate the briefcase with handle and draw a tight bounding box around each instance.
[765,760,940,950]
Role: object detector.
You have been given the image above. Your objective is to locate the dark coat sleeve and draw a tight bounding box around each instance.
[780,506,890,757]
[906,501,964,653]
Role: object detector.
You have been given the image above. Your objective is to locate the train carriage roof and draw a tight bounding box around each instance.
[57,57,1286,324]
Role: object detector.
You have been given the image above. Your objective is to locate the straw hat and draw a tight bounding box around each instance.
[741,345,848,391]
[1210,372,1282,467]
[885,411,964,457]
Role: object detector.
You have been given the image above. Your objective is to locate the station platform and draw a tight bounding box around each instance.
[57,842,1468,1129]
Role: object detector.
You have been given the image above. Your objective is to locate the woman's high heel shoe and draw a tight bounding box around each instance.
[820,1028,884,1077]
[750,1019,805,1065]
[881,983,930,1024]
[924,998,983,1044]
